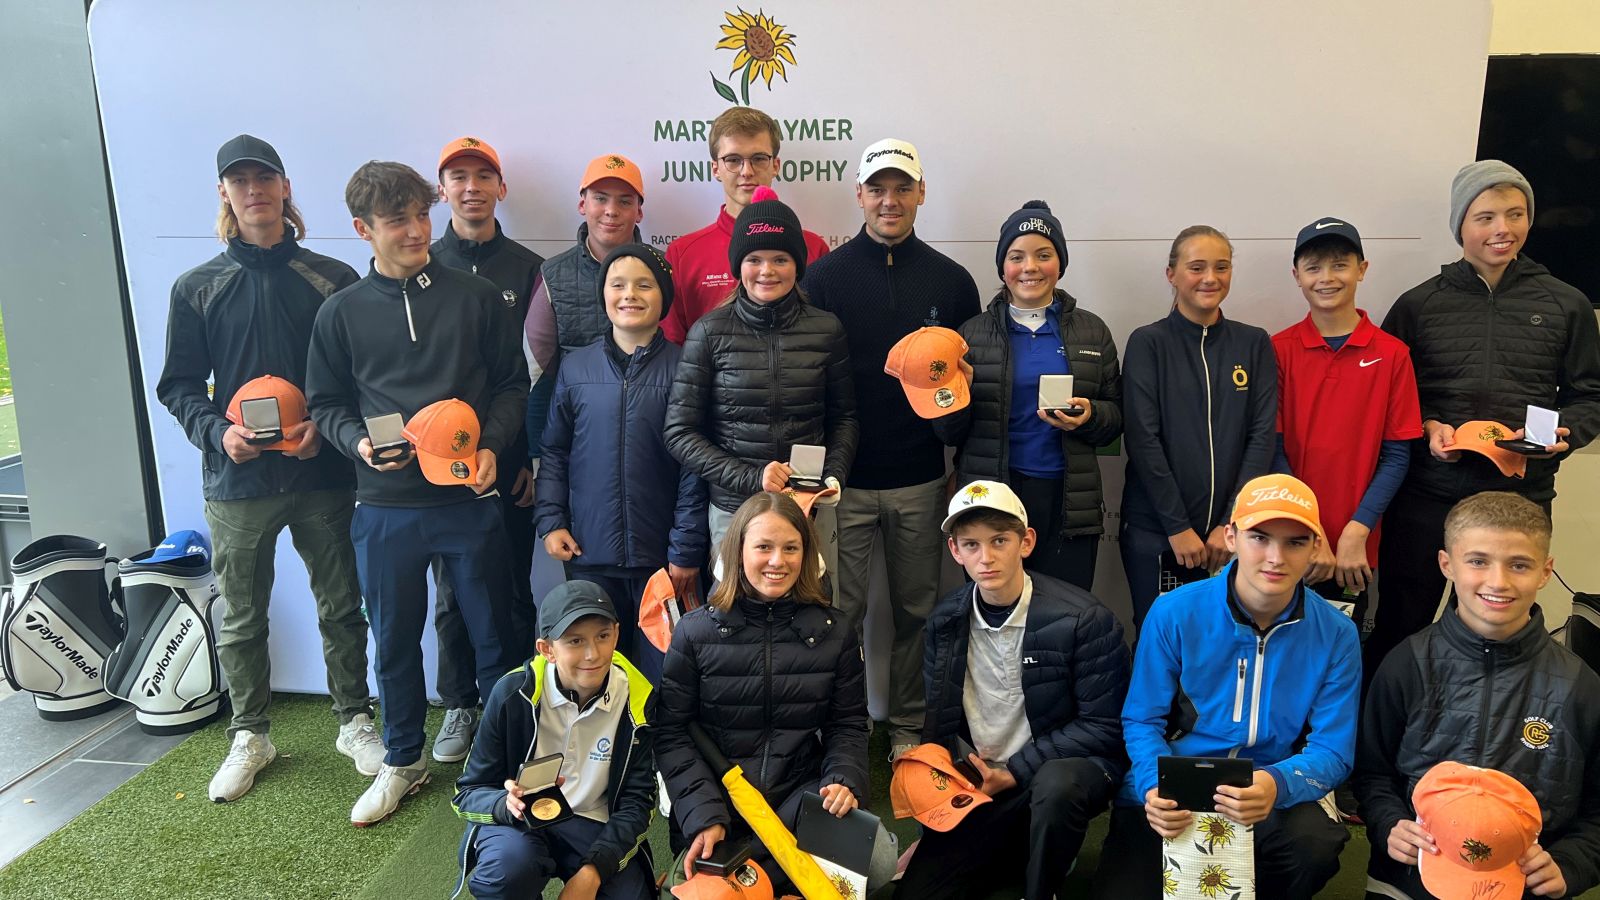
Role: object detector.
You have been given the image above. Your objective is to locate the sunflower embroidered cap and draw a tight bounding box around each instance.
[1413,762,1541,900]
[1452,420,1529,479]
[580,152,645,199]
[942,480,1027,533]
[885,327,970,419]
[226,374,308,453]
[889,743,991,832]
[437,135,502,175]
[403,398,481,486]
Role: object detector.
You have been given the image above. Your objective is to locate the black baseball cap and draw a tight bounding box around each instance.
[217,134,285,178]
[1293,217,1363,259]
[538,581,619,639]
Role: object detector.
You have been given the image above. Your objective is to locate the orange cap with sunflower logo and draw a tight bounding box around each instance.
[885,327,970,420]
[580,153,645,200]
[1414,761,1541,900]
[403,398,482,486]
[1451,420,1529,478]
[889,743,992,832]
[438,136,502,175]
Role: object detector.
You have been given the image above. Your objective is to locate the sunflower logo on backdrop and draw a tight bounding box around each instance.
[710,8,797,105]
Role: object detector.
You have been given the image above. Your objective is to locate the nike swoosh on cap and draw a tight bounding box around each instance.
[1359,358,1381,367]
[1315,220,1347,229]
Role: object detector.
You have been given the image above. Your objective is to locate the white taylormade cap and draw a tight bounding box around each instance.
[857,138,923,184]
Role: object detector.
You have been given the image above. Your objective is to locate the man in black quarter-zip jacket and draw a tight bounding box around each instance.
[801,138,979,759]
[426,135,544,766]
[306,160,530,828]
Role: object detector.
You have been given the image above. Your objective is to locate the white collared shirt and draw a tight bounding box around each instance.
[532,663,630,823]
[962,576,1034,763]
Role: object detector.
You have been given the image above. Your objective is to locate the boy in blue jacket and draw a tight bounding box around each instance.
[452,582,656,900]
[1090,474,1360,900]
[533,243,708,683]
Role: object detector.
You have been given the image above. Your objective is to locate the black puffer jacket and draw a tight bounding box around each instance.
[1382,256,1600,504]
[655,595,869,838]
[663,288,857,513]
[922,573,1130,786]
[932,290,1122,537]
[1355,603,1600,896]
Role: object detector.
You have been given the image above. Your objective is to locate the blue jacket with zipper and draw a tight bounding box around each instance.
[1118,563,1361,808]
[1121,308,1277,537]
[451,652,655,886]
[532,332,708,569]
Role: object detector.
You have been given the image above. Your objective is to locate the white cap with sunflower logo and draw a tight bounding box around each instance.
[941,480,1028,533]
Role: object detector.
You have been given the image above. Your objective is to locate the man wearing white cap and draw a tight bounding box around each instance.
[801,139,980,759]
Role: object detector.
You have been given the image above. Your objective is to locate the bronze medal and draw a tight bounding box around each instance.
[529,797,561,821]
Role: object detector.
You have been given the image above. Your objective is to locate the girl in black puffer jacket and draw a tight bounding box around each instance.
[655,491,869,887]
[663,189,857,549]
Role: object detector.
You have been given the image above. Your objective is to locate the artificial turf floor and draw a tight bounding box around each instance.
[6,693,1596,899]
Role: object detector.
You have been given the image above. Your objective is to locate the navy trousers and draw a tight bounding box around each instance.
[470,815,655,900]
[351,497,525,765]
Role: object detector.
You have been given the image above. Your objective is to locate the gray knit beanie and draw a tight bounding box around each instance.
[1450,160,1534,245]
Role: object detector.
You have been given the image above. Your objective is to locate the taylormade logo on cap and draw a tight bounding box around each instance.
[866,147,916,165]
[1246,485,1314,510]
[1017,218,1052,235]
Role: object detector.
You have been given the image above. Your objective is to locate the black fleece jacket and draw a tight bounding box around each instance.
[1120,308,1277,537]
[430,220,544,485]
[305,259,530,507]
[801,227,980,489]
[157,237,359,501]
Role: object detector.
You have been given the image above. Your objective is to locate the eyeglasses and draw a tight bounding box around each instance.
[717,153,775,171]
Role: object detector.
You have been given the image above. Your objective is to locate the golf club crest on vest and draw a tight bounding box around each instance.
[103,530,226,734]
[0,534,126,720]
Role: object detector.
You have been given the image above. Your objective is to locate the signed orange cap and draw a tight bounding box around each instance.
[890,743,991,832]
[403,399,481,486]
[226,374,308,453]
[884,327,970,419]
[1452,421,1529,479]
[438,136,501,175]
[1413,762,1541,900]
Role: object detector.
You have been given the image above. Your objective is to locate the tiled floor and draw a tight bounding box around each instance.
[0,691,186,868]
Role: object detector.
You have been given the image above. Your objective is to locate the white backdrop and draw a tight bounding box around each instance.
[89,0,1491,695]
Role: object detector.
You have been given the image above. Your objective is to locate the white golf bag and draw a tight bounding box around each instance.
[103,536,226,734]
[0,535,125,720]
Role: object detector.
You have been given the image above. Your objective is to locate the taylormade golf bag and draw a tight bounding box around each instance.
[103,531,226,734]
[0,535,125,720]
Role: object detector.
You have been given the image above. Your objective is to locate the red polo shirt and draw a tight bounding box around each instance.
[1273,310,1422,566]
[661,205,830,344]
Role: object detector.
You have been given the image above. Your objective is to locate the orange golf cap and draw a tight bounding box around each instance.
[402,399,481,486]
[1230,473,1325,542]
[1453,421,1529,478]
[670,859,774,900]
[885,327,969,418]
[639,568,678,653]
[438,136,502,175]
[779,483,839,518]
[890,743,991,832]
[1414,762,1542,900]
[580,153,645,200]
[225,374,308,453]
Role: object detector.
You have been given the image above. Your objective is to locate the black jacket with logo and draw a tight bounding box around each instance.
[1382,256,1600,504]
[157,237,358,501]
[932,290,1123,538]
[305,259,530,507]
[663,287,857,513]
[801,227,980,489]
[1354,604,1600,896]
[430,221,543,487]
[921,572,1130,787]
[1120,308,1277,537]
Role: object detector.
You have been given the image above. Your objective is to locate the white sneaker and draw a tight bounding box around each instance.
[208,730,276,802]
[337,713,387,777]
[350,758,429,827]
[431,706,478,763]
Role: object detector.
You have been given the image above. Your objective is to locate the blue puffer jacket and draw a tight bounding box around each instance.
[1118,564,1361,808]
[533,332,708,569]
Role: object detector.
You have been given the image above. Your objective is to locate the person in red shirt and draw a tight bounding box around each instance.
[661,106,829,343]
[1272,217,1421,632]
